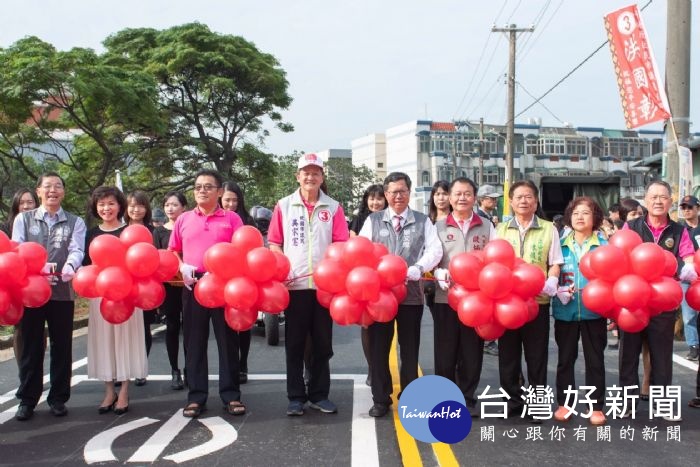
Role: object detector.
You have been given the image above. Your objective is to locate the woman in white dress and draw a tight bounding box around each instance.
[84,186,147,415]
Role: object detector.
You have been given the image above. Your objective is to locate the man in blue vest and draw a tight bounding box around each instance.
[11,172,86,421]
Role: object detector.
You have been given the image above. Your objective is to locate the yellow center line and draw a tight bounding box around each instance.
[389,323,459,467]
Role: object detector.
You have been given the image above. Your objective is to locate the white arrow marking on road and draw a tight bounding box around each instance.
[127,410,192,463]
[163,416,237,464]
[84,417,159,464]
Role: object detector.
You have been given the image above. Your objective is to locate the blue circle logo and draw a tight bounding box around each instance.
[398,375,472,443]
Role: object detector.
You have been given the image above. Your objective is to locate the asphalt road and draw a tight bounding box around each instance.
[0,308,698,466]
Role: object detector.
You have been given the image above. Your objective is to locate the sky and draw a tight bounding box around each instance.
[2,0,698,156]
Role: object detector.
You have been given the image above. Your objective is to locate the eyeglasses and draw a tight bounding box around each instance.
[451,192,474,199]
[194,184,220,192]
[680,205,695,210]
[386,189,409,198]
[513,195,535,201]
[648,195,670,202]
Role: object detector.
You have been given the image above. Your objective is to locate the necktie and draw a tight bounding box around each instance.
[393,215,402,233]
[458,219,465,233]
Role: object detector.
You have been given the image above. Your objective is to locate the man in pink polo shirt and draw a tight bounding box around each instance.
[169,169,244,418]
[268,153,349,416]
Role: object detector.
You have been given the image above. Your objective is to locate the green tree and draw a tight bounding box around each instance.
[103,23,293,179]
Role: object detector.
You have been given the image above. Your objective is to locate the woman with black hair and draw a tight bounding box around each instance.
[428,180,451,224]
[221,181,256,384]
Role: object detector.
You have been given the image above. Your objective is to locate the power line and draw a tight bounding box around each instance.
[516,81,564,124]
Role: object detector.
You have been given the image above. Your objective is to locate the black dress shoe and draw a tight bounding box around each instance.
[98,396,118,414]
[171,370,184,390]
[49,402,68,417]
[15,405,34,421]
[369,403,389,417]
[239,372,248,384]
[114,404,129,415]
[135,378,147,386]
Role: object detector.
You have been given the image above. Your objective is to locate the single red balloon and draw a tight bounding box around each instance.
[483,239,516,269]
[0,251,27,286]
[125,242,160,278]
[685,281,700,311]
[316,289,335,308]
[608,229,643,255]
[457,291,494,327]
[343,236,377,269]
[329,294,364,326]
[0,289,11,314]
[194,273,227,308]
[366,289,398,322]
[494,294,529,330]
[224,306,258,331]
[629,243,665,281]
[257,281,289,313]
[582,279,616,315]
[0,231,11,253]
[376,255,408,288]
[526,298,539,322]
[589,245,629,282]
[662,250,678,277]
[373,242,389,260]
[613,274,651,310]
[475,321,506,340]
[346,266,381,302]
[154,250,180,282]
[313,259,349,294]
[614,307,650,333]
[89,234,126,268]
[99,298,135,324]
[20,274,52,308]
[204,243,247,280]
[231,225,264,254]
[449,252,483,290]
[579,253,596,280]
[648,276,683,312]
[120,224,153,248]
[511,263,546,299]
[224,276,259,310]
[358,310,375,328]
[272,251,291,282]
[391,283,407,303]
[0,298,23,325]
[16,242,48,275]
[246,247,277,283]
[73,265,100,298]
[325,242,346,262]
[133,277,166,309]
[96,266,134,301]
[478,263,513,299]
[447,284,470,311]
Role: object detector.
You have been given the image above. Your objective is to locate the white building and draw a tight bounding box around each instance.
[350,133,387,183]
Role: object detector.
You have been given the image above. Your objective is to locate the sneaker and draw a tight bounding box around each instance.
[686,346,699,361]
[553,406,572,422]
[687,397,700,408]
[484,341,499,356]
[309,399,338,414]
[286,401,305,416]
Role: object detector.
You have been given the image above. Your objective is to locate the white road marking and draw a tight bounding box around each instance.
[163,416,237,464]
[83,417,159,464]
[672,353,699,372]
[351,378,380,467]
[127,410,192,463]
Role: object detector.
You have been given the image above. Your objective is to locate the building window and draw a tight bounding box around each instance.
[377,162,384,168]
[422,171,430,186]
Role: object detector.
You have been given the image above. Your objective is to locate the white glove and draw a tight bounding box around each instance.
[61,263,75,282]
[434,268,450,291]
[406,266,422,282]
[556,286,572,305]
[42,262,58,286]
[679,263,698,282]
[179,263,197,290]
[541,276,559,297]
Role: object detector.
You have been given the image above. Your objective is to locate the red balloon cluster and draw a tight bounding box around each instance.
[581,229,682,332]
[195,226,291,331]
[313,236,407,327]
[681,249,700,311]
[73,225,178,324]
[447,239,545,340]
[0,232,54,325]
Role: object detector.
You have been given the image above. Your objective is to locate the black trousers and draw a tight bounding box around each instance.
[239,330,251,372]
[498,303,550,411]
[369,304,423,406]
[163,284,184,371]
[433,302,484,406]
[554,318,607,410]
[285,289,334,403]
[16,300,74,408]
[696,317,700,397]
[182,287,240,406]
[143,309,155,356]
[619,311,675,393]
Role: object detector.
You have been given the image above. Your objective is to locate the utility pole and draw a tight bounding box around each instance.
[478,117,485,186]
[492,24,533,208]
[664,0,691,200]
